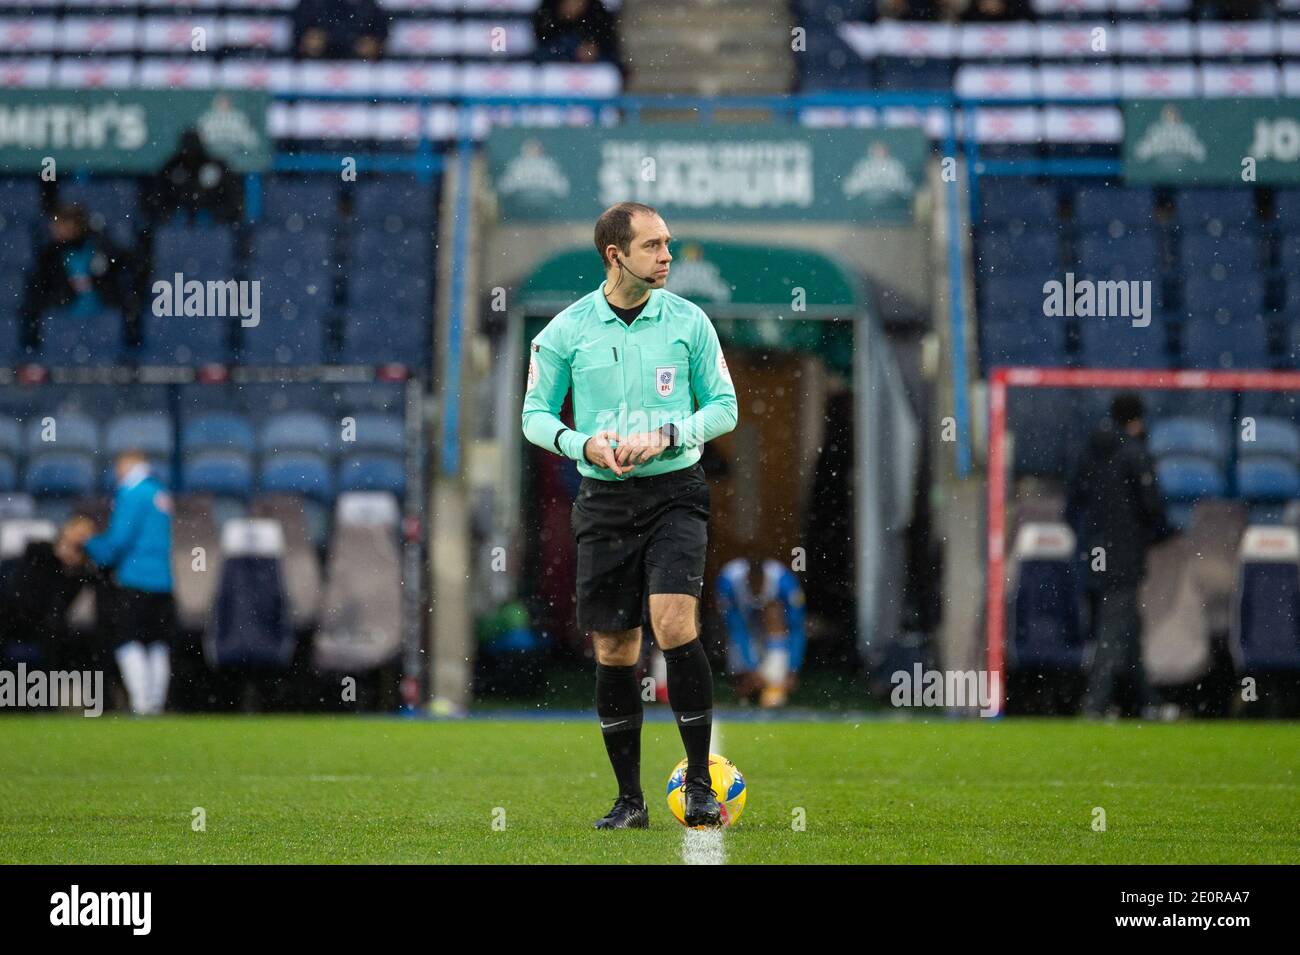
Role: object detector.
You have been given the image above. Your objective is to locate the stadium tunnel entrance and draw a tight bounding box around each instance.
[482,239,931,685]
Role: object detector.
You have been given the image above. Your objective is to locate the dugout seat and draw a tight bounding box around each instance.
[171,494,223,632]
[1231,525,1300,672]
[205,518,295,670]
[250,494,322,630]
[313,491,402,672]
[1006,522,1085,671]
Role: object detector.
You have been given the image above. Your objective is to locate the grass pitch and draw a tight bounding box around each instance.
[0,715,1295,864]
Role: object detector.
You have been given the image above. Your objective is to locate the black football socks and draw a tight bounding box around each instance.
[596,662,644,801]
[664,639,713,786]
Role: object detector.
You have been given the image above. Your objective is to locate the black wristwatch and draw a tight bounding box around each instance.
[660,423,680,449]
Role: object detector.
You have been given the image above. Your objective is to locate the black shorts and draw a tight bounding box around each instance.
[111,586,178,650]
[571,462,710,633]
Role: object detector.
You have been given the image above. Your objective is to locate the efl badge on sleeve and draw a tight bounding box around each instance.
[527,355,538,391]
[717,351,731,384]
[656,366,676,397]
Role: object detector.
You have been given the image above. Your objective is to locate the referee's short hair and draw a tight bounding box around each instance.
[595,202,659,268]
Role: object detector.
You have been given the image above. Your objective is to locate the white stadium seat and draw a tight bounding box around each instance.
[460,62,538,95]
[374,61,458,95]
[138,57,216,88]
[972,107,1041,144]
[537,62,621,97]
[59,17,140,53]
[55,57,135,89]
[1119,63,1197,97]
[1117,21,1193,59]
[0,57,54,87]
[387,20,460,57]
[1199,63,1280,97]
[293,60,376,94]
[1113,0,1190,14]
[1036,22,1110,59]
[139,17,221,54]
[959,23,1036,60]
[0,18,59,52]
[1044,105,1122,143]
[838,23,877,60]
[218,57,294,91]
[955,65,1038,99]
[1196,22,1277,59]
[876,21,957,59]
[1039,63,1118,98]
[220,17,292,53]
[1032,0,1112,16]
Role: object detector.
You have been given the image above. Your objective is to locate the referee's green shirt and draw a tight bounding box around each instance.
[521,283,739,481]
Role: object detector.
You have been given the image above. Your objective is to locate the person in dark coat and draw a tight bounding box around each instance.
[293,0,390,60]
[20,204,134,348]
[1067,393,1174,718]
[1,516,98,670]
[141,129,244,227]
[533,0,621,65]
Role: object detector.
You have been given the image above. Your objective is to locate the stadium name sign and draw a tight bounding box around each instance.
[486,125,928,223]
[0,90,270,174]
[1124,99,1300,185]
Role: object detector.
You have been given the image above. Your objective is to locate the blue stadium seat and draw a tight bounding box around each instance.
[1174,188,1257,235]
[982,319,1066,368]
[0,454,16,492]
[23,452,96,497]
[0,228,34,273]
[1237,457,1300,501]
[261,177,340,232]
[22,411,99,455]
[337,453,405,497]
[342,413,405,453]
[259,412,334,455]
[351,176,434,230]
[338,312,428,366]
[1275,190,1300,225]
[1182,275,1266,321]
[0,178,41,227]
[259,452,334,501]
[1150,416,1228,461]
[979,180,1058,230]
[1076,316,1169,369]
[980,273,1052,319]
[346,274,430,328]
[799,28,874,90]
[182,413,256,456]
[1237,416,1300,460]
[1008,390,1081,477]
[105,412,173,458]
[138,314,233,366]
[1156,454,1227,500]
[1074,232,1160,281]
[238,303,328,366]
[977,230,1060,276]
[152,225,236,279]
[249,227,333,285]
[347,228,431,272]
[0,419,21,455]
[38,309,124,366]
[1072,186,1156,230]
[1181,233,1259,276]
[1180,315,1271,370]
[182,451,254,498]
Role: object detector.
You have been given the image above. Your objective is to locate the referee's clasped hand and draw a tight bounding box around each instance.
[613,430,668,468]
[583,430,629,476]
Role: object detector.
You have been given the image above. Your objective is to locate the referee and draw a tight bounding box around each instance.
[522,202,738,829]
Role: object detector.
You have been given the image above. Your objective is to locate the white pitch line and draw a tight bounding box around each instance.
[681,716,726,865]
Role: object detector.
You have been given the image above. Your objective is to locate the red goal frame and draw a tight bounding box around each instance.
[986,365,1300,716]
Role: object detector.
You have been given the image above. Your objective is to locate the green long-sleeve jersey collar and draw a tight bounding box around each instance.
[521,283,739,481]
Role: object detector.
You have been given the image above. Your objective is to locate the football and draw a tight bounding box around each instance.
[666,753,747,828]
